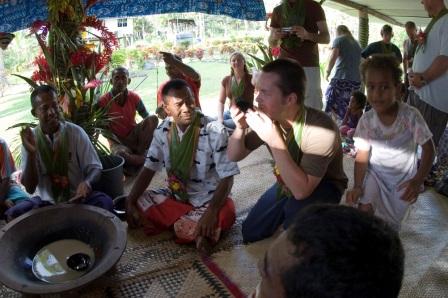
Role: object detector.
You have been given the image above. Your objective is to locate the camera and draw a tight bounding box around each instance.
[281,27,293,33]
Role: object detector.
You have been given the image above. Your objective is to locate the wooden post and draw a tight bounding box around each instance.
[359,8,369,49]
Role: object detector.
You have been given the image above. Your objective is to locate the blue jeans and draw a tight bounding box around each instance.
[5,191,114,221]
[223,110,236,129]
[242,180,342,243]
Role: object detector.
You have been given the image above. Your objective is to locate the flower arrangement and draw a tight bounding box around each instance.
[15,0,119,154]
[416,30,426,48]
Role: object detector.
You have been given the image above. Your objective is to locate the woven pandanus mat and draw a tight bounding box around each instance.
[0,147,273,297]
[3,147,448,297]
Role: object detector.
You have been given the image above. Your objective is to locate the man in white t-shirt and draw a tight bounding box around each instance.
[408,0,448,146]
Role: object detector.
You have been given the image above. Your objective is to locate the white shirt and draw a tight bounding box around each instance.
[413,14,448,113]
[21,122,102,202]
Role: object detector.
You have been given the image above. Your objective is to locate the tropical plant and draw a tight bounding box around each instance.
[13,0,119,154]
[246,43,279,70]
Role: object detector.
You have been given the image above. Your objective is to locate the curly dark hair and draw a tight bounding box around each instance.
[360,54,403,84]
[282,204,404,298]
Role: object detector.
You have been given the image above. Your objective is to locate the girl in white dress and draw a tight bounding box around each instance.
[346,55,435,230]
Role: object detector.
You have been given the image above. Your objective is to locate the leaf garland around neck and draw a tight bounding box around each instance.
[231,75,245,102]
[167,111,201,202]
[273,107,307,199]
[36,125,70,203]
[416,8,448,54]
[281,0,305,49]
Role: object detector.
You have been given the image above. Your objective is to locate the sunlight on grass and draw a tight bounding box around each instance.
[0,60,230,146]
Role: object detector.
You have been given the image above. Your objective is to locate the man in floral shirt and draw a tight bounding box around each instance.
[126,79,239,252]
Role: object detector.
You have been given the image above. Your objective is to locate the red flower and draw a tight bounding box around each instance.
[31,54,52,82]
[417,30,426,46]
[29,20,50,36]
[84,79,102,90]
[167,174,188,201]
[70,48,95,67]
[81,16,119,74]
[271,47,281,58]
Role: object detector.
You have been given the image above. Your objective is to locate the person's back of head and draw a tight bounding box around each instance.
[261,59,306,106]
[336,25,353,39]
[282,204,404,298]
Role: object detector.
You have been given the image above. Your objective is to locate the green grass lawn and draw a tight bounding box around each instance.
[0,60,230,146]
[128,60,229,112]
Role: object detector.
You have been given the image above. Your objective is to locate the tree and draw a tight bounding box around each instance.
[133,17,154,40]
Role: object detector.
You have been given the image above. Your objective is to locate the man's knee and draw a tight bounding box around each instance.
[85,191,114,212]
[241,219,257,243]
[4,198,37,221]
[242,217,265,243]
[143,115,158,131]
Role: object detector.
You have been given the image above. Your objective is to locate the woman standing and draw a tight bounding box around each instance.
[325,25,362,122]
[217,52,254,129]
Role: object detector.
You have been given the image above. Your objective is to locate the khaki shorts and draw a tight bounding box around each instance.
[408,91,448,146]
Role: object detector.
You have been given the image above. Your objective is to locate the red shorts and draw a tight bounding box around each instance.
[137,190,235,243]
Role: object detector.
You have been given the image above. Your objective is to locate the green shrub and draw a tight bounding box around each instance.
[111,49,127,68]
[180,41,191,49]
[162,41,173,49]
[127,49,145,69]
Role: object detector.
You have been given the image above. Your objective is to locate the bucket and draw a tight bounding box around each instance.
[93,155,124,199]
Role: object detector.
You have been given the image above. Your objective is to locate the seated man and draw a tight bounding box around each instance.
[253,204,404,298]
[0,137,29,219]
[99,66,158,172]
[156,52,201,118]
[227,59,348,243]
[5,85,113,221]
[126,79,239,251]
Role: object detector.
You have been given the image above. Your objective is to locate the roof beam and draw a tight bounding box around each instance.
[326,0,404,26]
